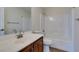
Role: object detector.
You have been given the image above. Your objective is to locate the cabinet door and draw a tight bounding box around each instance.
[34,37,43,52]
[20,44,33,52]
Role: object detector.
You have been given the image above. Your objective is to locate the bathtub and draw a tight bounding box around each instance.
[43,36,74,52]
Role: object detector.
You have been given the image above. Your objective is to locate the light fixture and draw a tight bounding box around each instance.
[49,16,54,21]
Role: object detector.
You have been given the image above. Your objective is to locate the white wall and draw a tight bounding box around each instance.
[4,7,31,34]
[44,8,71,39]
[31,7,43,32]
[25,9,32,31]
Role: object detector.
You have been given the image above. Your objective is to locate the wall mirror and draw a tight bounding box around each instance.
[0,7,31,36]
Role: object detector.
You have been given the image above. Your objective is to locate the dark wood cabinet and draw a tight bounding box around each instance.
[34,38,43,52]
[20,44,33,52]
[19,36,43,52]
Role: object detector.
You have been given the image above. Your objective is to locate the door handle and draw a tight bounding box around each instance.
[76,18,79,21]
[0,29,4,31]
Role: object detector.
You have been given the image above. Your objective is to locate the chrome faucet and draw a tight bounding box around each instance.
[16,30,24,39]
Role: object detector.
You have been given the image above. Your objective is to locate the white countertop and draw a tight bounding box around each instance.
[0,31,43,52]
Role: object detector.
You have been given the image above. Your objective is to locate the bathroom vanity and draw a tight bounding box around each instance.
[0,31,43,52]
[19,36,43,52]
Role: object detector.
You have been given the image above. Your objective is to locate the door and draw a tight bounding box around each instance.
[74,7,79,51]
[0,8,4,36]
